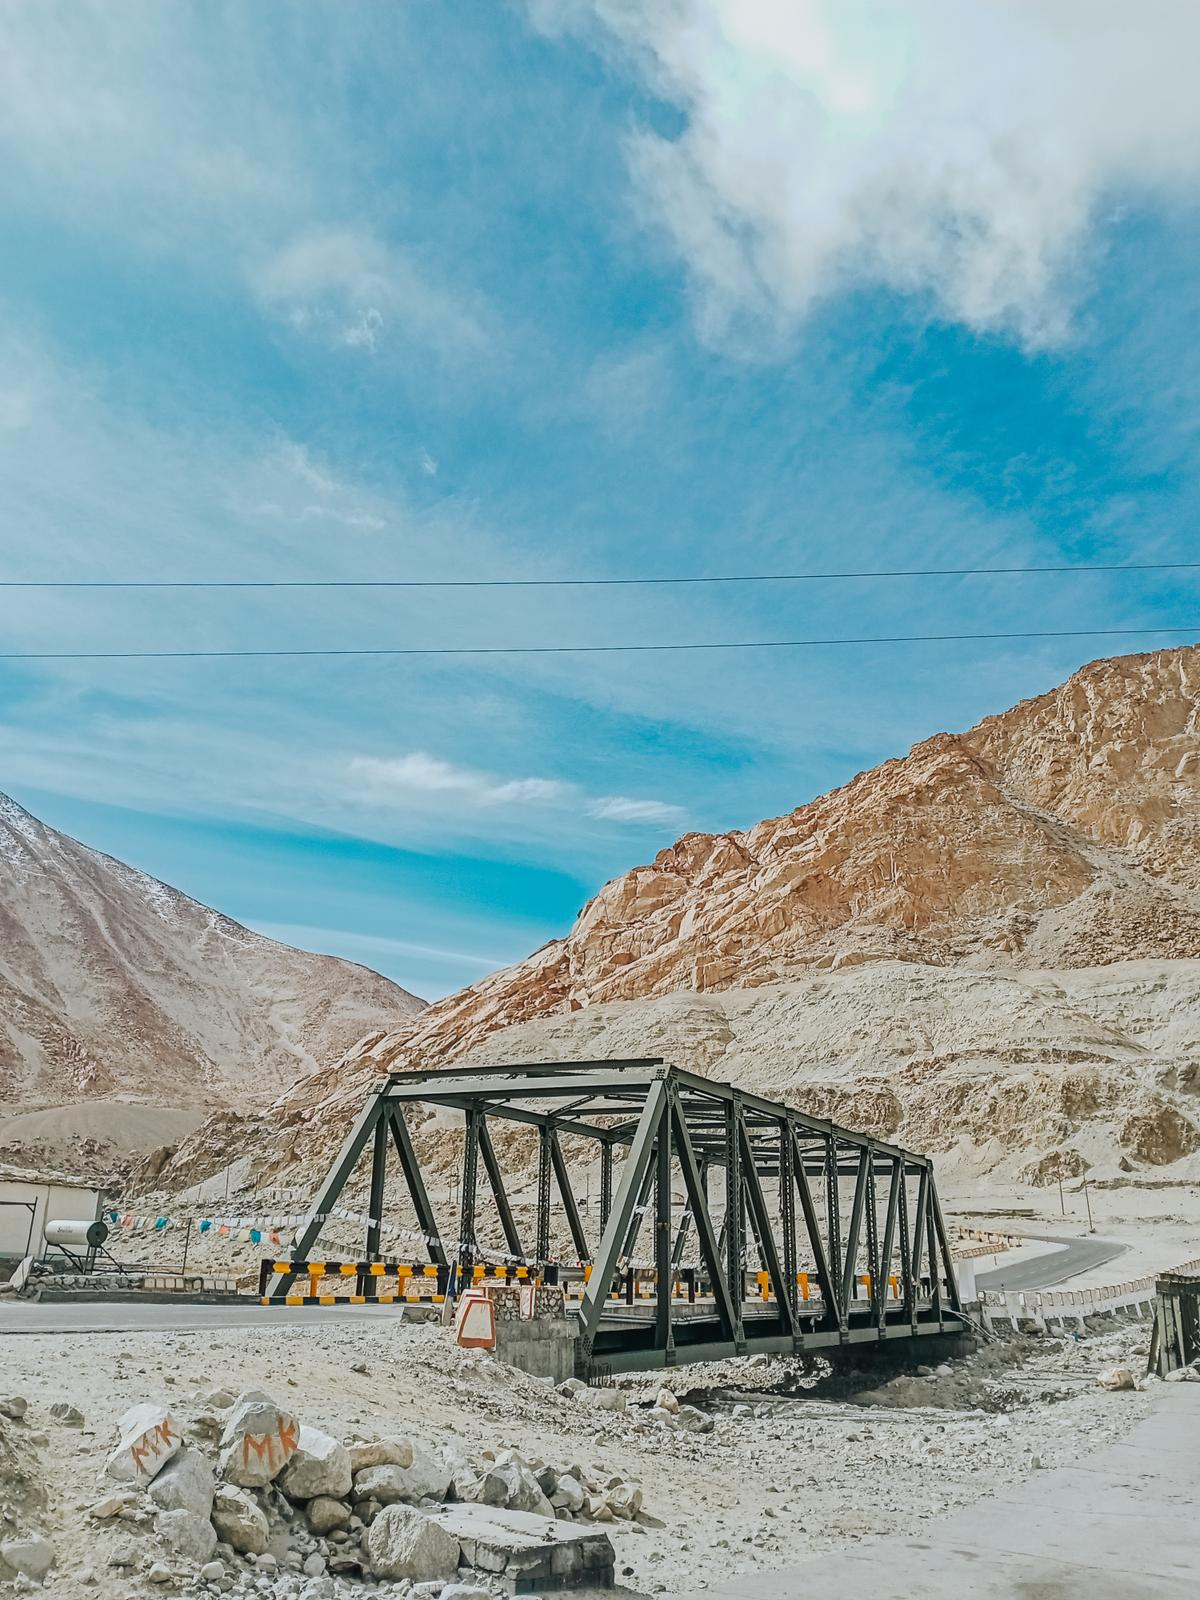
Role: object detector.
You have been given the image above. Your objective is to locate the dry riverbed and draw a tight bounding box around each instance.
[0,1315,1156,1599]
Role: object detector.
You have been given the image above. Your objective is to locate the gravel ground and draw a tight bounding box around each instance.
[0,1311,1159,1599]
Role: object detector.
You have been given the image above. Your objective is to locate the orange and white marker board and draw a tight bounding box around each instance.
[455,1287,497,1349]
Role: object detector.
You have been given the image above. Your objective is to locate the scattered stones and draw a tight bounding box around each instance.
[199,1561,225,1583]
[88,1492,137,1521]
[218,1391,299,1487]
[353,1446,451,1506]
[210,1484,270,1555]
[278,1426,352,1501]
[105,1402,183,1484]
[364,1505,462,1582]
[147,1562,173,1584]
[306,1496,353,1535]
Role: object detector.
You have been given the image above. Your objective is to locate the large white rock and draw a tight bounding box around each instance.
[105,1402,183,1484]
[147,1447,215,1521]
[364,1505,461,1581]
[353,1446,451,1506]
[210,1484,270,1555]
[585,1388,626,1412]
[0,1534,55,1583]
[348,1439,414,1473]
[277,1426,352,1501]
[218,1390,299,1487]
[156,1507,217,1564]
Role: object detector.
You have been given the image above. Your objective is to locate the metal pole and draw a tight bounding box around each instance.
[1058,1175,1066,1217]
[1083,1178,1094,1234]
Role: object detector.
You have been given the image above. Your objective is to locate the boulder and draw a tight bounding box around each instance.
[278,1427,352,1501]
[147,1562,173,1584]
[550,1475,585,1514]
[0,1396,27,1421]
[364,1505,461,1581]
[147,1447,215,1520]
[654,1388,679,1414]
[675,1403,714,1434]
[556,1378,586,1399]
[605,1482,642,1519]
[585,1388,626,1412]
[210,1484,270,1555]
[306,1496,352,1535]
[218,1390,299,1487]
[0,1535,54,1583]
[1098,1366,1137,1392]
[348,1439,413,1473]
[105,1402,183,1484]
[475,1457,553,1517]
[48,1403,84,1428]
[353,1446,451,1506]
[157,1507,217,1563]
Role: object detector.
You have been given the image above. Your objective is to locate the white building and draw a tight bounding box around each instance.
[0,1165,106,1261]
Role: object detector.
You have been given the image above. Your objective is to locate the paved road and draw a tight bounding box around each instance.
[974,1231,1127,1293]
[0,1301,410,1335]
[673,1384,1200,1600]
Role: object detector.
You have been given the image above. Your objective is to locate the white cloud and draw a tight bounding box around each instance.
[253,228,488,358]
[349,752,681,827]
[588,795,686,823]
[548,0,1200,346]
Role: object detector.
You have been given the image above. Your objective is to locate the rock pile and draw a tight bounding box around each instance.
[64,1383,628,1595]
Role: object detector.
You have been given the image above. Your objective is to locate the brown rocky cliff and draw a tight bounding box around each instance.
[265,643,1199,1132]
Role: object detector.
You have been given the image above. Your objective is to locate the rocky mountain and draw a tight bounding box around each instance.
[0,790,425,1158]
[156,643,1200,1187]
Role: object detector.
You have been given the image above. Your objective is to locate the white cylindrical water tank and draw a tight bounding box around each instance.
[43,1219,109,1250]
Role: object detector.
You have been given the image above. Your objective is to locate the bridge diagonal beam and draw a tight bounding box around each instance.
[576,1077,669,1363]
[477,1115,524,1261]
[671,1095,738,1340]
[387,1104,448,1266]
[739,1112,798,1339]
[791,1126,838,1327]
[549,1126,590,1263]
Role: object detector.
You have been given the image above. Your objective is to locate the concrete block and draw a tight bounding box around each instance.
[431,1504,614,1592]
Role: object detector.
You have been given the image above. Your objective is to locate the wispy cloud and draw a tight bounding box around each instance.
[544,0,1200,348]
[350,752,684,828]
[253,227,489,359]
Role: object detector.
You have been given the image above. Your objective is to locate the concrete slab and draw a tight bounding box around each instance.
[432,1503,615,1593]
[671,1385,1200,1600]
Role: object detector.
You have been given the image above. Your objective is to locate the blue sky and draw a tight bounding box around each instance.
[1,1,1198,999]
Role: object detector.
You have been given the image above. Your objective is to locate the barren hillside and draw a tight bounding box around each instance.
[154,644,1200,1189]
[0,790,425,1158]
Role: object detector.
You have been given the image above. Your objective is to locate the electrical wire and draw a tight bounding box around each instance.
[1,624,1197,661]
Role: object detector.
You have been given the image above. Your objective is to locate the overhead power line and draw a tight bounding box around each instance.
[0,624,1196,661]
[1,559,1200,590]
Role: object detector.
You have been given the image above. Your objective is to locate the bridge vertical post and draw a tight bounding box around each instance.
[863,1146,880,1327]
[655,1103,674,1359]
[897,1162,916,1331]
[824,1132,845,1335]
[779,1122,799,1336]
[740,1114,797,1339]
[600,1142,614,1232]
[358,1109,389,1298]
[457,1107,481,1296]
[724,1096,746,1352]
[536,1125,553,1265]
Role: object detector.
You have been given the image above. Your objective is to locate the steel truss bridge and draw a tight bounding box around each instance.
[269,1059,963,1378]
